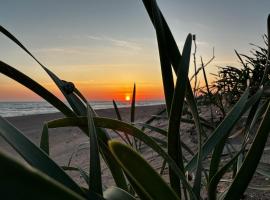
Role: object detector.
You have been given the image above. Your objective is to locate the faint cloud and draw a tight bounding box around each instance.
[195,23,211,30]
[87,35,141,51]
[33,47,95,55]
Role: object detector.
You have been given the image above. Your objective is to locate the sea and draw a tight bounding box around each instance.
[0,101,165,117]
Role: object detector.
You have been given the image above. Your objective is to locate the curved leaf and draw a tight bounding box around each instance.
[87,105,102,195]
[0,150,85,200]
[185,88,250,171]
[224,100,270,200]
[103,187,136,200]
[46,116,197,199]
[109,141,180,200]
[0,117,84,196]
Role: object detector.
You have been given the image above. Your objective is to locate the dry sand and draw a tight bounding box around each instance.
[2,105,166,188]
[1,104,270,199]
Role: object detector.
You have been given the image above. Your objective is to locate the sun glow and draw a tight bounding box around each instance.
[125,95,130,101]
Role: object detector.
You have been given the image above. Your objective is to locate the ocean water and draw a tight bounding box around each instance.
[0,101,165,117]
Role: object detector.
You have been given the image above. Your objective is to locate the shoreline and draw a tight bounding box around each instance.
[5,104,166,121]
[0,101,165,118]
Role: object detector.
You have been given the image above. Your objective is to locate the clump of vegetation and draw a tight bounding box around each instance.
[212,36,269,106]
[0,0,269,199]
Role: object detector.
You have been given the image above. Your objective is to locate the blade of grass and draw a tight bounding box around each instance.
[149,0,174,115]
[40,123,49,155]
[138,123,194,156]
[141,0,182,70]
[46,116,197,199]
[167,34,192,195]
[78,167,90,186]
[113,100,122,121]
[185,88,250,172]
[208,151,242,200]
[87,105,102,195]
[130,83,138,149]
[130,83,136,123]
[224,100,270,200]
[113,100,132,146]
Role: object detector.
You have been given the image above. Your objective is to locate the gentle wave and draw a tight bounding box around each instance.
[0,101,165,117]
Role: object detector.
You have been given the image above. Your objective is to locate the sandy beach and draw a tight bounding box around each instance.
[2,104,167,188]
[2,104,270,199]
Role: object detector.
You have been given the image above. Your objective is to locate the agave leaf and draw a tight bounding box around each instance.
[166,34,192,195]
[141,0,182,71]
[103,187,136,200]
[0,150,85,200]
[185,70,206,195]
[0,117,84,196]
[40,123,49,155]
[125,174,152,200]
[87,105,102,195]
[46,116,197,198]
[208,137,227,181]
[186,88,250,171]
[208,151,242,200]
[224,100,270,200]
[109,141,180,200]
[149,0,174,114]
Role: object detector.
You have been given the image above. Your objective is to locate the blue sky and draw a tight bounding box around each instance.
[0,0,269,100]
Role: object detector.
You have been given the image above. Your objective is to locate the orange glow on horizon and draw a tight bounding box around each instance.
[0,76,218,102]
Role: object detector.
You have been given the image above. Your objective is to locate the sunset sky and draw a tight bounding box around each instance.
[1,0,269,101]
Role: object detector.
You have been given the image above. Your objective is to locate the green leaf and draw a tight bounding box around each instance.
[208,137,227,182]
[112,100,122,121]
[138,123,194,155]
[103,187,136,200]
[108,141,180,200]
[224,100,270,200]
[0,117,84,196]
[208,151,242,200]
[78,167,89,186]
[130,83,136,123]
[0,150,85,200]
[40,123,49,155]
[185,88,250,172]
[141,0,182,72]
[46,116,197,198]
[87,105,102,195]
[148,0,174,114]
[167,34,192,195]
[185,83,205,195]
